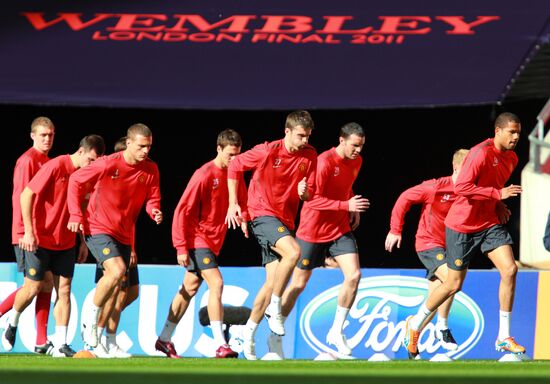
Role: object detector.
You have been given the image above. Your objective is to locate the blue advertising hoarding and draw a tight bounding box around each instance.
[0,263,541,359]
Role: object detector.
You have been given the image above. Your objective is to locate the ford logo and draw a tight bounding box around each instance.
[300,275,484,359]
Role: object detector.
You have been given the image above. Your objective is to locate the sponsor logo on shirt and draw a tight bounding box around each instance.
[212,178,219,190]
[273,158,282,168]
[111,169,120,179]
[333,166,340,177]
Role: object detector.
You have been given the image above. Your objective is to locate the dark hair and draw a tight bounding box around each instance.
[80,134,106,156]
[127,123,152,139]
[339,122,365,139]
[217,129,242,149]
[285,110,314,131]
[495,112,520,128]
[114,136,127,152]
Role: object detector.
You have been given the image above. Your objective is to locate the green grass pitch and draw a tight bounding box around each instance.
[1,355,550,384]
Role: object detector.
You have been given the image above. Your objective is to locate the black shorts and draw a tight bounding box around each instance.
[13,245,26,273]
[85,234,131,268]
[95,264,139,288]
[446,225,514,271]
[417,247,447,281]
[186,248,219,277]
[24,247,76,281]
[250,216,293,266]
[296,233,358,271]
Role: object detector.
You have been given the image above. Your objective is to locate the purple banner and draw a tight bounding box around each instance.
[0,1,549,109]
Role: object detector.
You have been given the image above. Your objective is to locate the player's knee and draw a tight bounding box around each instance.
[286,249,301,265]
[209,279,224,297]
[345,270,361,288]
[501,263,518,280]
[447,279,463,294]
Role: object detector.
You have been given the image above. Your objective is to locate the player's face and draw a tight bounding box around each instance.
[127,134,152,162]
[78,149,100,168]
[218,144,241,168]
[285,125,312,152]
[495,121,521,151]
[339,134,365,160]
[31,125,55,154]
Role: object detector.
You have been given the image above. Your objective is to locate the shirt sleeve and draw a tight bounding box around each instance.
[304,159,348,211]
[145,165,162,219]
[228,142,268,180]
[389,180,433,235]
[171,170,203,255]
[454,150,501,200]
[27,161,56,195]
[67,160,105,223]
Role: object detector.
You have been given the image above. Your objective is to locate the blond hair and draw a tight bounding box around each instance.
[452,149,469,166]
[31,116,54,133]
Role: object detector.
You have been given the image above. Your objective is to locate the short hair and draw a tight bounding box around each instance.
[340,122,365,139]
[31,116,54,133]
[285,110,314,131]
[217,129,242,149]
[79,134,106,156]
[452,149,469,166]
[495,112,520,129]
[114,136,127,152]
[127,123,152,139]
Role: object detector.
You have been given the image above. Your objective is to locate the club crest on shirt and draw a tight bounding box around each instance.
[273,158,282,168]
[111,169,120,179]
[138,175,145,183]
[299,162,307,174]
[492,157,499,167]
[212,178,219,190]
[333,166,340,177]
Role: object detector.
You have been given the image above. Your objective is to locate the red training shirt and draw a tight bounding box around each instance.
[445,138,518,233]
[228,139,317,230]
[389,176,456,252]
[12,147,50,244]
[172,160,249,256]
[68,152,161,245]
[297,148,361,242]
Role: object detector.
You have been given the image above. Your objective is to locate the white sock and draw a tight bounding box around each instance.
[88,303,100,325]
[331,306,350,332]
[106,332,117,349]
[436,316,448,330]
[159,320,178,342]
[498,310,511,340]
[245,319,259,338]
[410,303,432,330]
[270,295,281,314]
[55,326,67,346]
[210,321,226,346]
[9,311,21,327]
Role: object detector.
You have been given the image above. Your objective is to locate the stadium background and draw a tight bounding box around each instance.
[0,101,545,269]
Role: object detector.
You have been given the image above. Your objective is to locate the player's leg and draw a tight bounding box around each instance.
[487,244,524,353]
[241,260,278,360]
[35,271,53,352]
[432,264,458,350]
[3,248,48,351]
[281,268,313,318]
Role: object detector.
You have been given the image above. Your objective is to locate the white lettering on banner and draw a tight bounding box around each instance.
[300,275,484,359]
[195,285,250,356]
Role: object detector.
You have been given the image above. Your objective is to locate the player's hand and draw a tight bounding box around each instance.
[177,253,189,267]
[226,202,243,230]
[152,208,163,225]
[496,201,511,224]
[348,195,370,212]
[77,242,89,263]
[385,232,402,252]
[67,221,83,233]
[297,177,308,200]
[241,221,249,238]
[19,231,38,252]
[129,250,138,268]
[500,184,522,200]
[349,211,360,230]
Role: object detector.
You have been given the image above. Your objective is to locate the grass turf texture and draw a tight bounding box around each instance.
[1,355,550,384]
